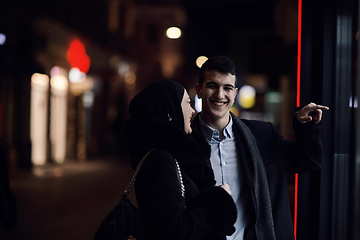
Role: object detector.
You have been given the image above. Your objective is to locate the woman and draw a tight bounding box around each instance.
[125,80,237,240]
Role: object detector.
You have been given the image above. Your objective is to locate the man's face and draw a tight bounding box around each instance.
[196,70,238,124]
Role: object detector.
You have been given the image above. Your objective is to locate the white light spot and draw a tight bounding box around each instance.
[69,68,86,83]
[0,33,6,45]
[195,94,202,112]
[166,27,181,39]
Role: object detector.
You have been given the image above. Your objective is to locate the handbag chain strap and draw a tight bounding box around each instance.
[174,159,185,197]
[124,148,185,198]
[124,148,155,196]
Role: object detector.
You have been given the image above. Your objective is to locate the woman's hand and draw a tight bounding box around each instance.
[217,184,232,195]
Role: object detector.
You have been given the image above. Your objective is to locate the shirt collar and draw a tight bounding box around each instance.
[198,113,234,141]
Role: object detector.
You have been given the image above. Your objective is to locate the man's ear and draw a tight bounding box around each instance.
[232,88,239,105]
[195,83,202,98]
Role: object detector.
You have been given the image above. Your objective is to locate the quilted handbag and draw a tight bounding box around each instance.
[94,149,154,240]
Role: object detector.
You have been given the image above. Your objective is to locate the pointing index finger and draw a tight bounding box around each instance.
[308,103,329,111]
[316,105,329,111]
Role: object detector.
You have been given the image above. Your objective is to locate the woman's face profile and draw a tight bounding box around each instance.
[181,90,195,134]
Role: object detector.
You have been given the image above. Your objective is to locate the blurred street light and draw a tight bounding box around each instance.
[196,56,208,68]
[50,72,69,164]
[69,67,86,83]
[166,27,181,39]
[30,73,49,166]
[238,85,256,109]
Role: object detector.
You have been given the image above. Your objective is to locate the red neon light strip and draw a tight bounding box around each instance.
[297,0,302,108]
[294,176,299,239]
[294,0,302,239]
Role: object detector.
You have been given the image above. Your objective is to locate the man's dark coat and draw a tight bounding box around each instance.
[191,111,323,240]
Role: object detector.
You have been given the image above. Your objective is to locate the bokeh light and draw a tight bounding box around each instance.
[51,75,68,91]
[230,106,240,117]
[69,76,94,96]
[238,85,256,109]
[30,73,49,166]
[50,66,61,77]
[125,72,136,85]
[195,94,202,112]
[166,27,182,39]
[0,33,6,45]
[31,73,49,86]
[117,60,130,76]
[83,91,95,107]
[196,56,208,68]
[67,39,91,73]
[69,67,86,83]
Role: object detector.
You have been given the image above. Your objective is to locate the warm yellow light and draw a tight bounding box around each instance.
[49,71,69,164]
[31,73,49,165]
[125,72,136,85]
[51,75,68,91]
[166,27,181,39]
[230,106,240,117]
[50,91,68,164]
[31,73,49,86]
[69,76,94,96]
[238,85,256,109]
[196,56,208,68]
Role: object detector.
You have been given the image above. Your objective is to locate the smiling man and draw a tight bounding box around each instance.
[196,69,238,140]
[191,56,329,240]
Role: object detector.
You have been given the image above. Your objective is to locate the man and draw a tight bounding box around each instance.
[191,56,329,240]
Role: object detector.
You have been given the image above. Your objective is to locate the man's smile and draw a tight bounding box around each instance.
[212,101,227,106]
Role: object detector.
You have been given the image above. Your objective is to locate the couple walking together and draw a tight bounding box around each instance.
[126,56,329,240]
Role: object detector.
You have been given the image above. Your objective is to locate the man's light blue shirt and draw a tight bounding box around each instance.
[199,114,249,240]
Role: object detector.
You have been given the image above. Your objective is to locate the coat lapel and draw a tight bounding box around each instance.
[230,112,276,240]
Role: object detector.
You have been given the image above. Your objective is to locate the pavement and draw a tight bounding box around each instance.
[0,157,136,240]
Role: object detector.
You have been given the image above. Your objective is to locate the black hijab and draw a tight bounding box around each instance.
[127,81,216,191]
[129,80,185,130]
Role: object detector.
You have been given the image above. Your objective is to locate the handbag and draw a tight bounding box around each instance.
[94,149,154,240]
[94,149,185,240]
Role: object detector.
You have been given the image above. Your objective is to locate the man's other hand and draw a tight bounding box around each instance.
[296,102,329,124]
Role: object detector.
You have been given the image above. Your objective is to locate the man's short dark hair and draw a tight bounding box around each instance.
[198,56,236,86]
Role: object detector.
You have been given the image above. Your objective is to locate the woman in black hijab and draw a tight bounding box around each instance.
[125,80,237,240]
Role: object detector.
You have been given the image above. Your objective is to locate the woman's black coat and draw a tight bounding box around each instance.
[126,118,237,240]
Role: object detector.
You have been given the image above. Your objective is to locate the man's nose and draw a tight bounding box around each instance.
[214,88,224,99]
